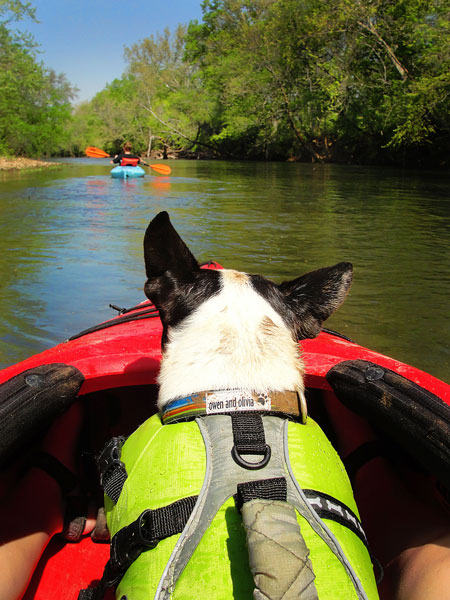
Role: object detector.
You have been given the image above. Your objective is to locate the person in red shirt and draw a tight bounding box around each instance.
[110,141,142,167]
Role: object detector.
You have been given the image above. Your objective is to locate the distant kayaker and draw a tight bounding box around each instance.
[110,141,142,167]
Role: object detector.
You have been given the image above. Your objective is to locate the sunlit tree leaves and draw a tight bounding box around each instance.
[0,0,76,156]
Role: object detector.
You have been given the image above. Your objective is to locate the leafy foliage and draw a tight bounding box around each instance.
[68,77,142,156]
[180,0,450,163]
[5,0,449,165]
[0,0,76,156]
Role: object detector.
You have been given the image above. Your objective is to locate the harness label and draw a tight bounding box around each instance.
[205,391,271,414]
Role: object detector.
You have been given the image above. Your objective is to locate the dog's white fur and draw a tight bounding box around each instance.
[157,269,304,409]
[144,212,352,412]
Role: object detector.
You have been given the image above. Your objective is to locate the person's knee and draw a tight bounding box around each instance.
[390,534,450,600]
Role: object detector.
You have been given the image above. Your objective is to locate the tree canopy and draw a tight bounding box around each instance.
[0,0,76,156]
[4,0,449,166]
[70,0,448,166]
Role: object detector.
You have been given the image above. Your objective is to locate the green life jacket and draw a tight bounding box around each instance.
[89,402,379,600]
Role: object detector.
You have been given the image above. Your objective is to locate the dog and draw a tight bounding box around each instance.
[87,212,380,600]
[143,210,353,411]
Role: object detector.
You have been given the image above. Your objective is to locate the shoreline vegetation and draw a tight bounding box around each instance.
[1,1,449,169]
[0,157,62,172]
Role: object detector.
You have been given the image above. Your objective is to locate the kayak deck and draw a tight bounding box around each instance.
[17,373,449,600]
[0,274,448,599]
[110,165,145,178]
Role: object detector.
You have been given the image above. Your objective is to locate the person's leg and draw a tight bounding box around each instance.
[385,533,450,600]
[0,403,95,600]
[0,467,63,599]
[325,392,450,599]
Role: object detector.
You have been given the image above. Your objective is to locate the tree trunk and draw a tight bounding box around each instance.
[266,64,322,162]
[146,132,153,159]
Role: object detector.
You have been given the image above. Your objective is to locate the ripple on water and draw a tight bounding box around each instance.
[0,161,448,382]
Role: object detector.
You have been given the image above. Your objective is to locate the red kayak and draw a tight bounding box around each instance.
[0,262,449,599]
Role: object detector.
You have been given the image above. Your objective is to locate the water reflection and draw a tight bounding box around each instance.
[0,160,448,383]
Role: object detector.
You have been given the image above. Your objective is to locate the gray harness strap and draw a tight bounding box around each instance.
[155,415,369,600]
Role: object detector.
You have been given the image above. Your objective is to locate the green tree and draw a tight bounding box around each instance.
[0,0,35,24]
[332,0,450,161]
[125,25,217,156]
[67,0,450,165]
[185,1,285,159]
[70,76,143,155]
[185,0,450,163]
[0,0,76,156]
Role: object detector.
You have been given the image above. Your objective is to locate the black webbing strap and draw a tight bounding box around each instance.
[31,451,79,495]
[31,451,88,543]
[235,477,287,510]
[233,478,368,548]
[230,413,271,470]
[110,301,153,315]
[303,489,368,548]
[343,440,391,483]
[69,308,159,341]
[78,495,198,600]
[97,436,128,504]
[231,413,267,453]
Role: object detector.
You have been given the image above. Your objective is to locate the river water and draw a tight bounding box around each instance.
[0,158,448,383]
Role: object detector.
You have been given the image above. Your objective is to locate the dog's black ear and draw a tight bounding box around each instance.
[279,262,353,339]
[143,211,199,280]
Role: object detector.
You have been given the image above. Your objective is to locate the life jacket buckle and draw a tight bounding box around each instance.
[111,510,158,571]
[97,436,126,488]
[99,459,123,488]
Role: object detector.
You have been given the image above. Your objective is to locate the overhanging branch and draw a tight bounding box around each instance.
[140,103,237,158]
[358,20,409,81]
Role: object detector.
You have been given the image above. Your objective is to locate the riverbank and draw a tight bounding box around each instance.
[0,157,62,171]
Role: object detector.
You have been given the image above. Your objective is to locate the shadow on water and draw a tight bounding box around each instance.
[0,159,449,383]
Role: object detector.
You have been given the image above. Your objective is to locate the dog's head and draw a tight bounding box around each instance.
[144,211,353,407]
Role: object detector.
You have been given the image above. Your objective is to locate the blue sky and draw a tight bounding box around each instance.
[16,0,204,103]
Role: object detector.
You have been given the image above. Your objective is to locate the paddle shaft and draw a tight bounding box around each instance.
[84,147,171,174]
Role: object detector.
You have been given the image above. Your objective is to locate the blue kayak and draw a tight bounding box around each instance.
[110,165,145,179]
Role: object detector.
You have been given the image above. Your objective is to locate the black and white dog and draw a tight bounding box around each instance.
[143,211,353,411]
